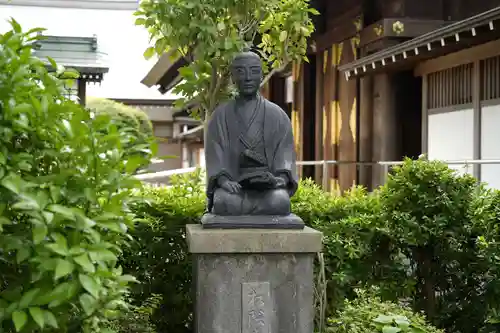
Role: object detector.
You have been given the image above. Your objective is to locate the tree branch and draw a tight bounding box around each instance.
[208,60,218,96]
[260,62,289,88]
[207,71,227,117]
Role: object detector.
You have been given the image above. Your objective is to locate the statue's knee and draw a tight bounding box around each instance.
[267,189,291,214]
[212,188,243,215]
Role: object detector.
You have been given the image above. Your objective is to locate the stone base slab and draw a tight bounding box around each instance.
[186,224,322,254]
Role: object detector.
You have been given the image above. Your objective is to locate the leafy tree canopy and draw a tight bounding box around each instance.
[135,0,318,119]
[86,97,153,138]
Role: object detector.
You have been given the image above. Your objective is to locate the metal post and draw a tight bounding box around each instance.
[322,160,328,191]
[382,164,389,184]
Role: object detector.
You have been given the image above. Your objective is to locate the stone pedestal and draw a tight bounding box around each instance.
[186,224,323,333]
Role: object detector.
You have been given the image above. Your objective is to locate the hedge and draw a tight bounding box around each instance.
[121,159,500,333]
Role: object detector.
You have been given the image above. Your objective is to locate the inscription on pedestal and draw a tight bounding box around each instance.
[242,282,271,333]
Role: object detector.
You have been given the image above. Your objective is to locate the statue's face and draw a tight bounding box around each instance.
[231,55,262,97]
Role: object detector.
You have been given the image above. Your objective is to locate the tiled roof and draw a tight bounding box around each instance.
[34,35,109,82]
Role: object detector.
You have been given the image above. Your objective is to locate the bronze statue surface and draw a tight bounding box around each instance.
[202,51,303,229]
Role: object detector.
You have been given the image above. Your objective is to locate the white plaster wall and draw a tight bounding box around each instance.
[428,109,474,175]
[481,104,500,189]
[0,5,178,100]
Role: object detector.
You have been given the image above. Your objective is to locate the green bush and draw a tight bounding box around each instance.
[107,294,162,333]
[122,170,205,333]
[377,158,490,332]
[327,289,443,333]
[124,157,500,333]
[470,188,500,332]
[86,97,153,138]
[0,20,154,332]
[86,98,154,166]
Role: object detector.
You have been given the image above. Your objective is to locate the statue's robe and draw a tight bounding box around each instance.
[205,95,298,215]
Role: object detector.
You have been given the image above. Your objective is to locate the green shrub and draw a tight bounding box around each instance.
[0,20,154,332]
[86,98,154,166]
[122,170,205,333]
[470,188,500,332]
[107,294,162,333]
[124,157,500,333]
[327,289,443,333]
[378,158,489,332]
[86,97,153,137]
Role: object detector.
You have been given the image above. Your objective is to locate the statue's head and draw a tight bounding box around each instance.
[230,51,262,98]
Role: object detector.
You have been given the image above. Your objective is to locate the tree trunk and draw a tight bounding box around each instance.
[414,246,436,321]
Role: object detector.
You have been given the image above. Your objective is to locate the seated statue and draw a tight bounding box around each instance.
[204,50,300,220]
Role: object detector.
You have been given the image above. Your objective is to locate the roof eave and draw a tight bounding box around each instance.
[141,51,178,87]
[141,50,189,95]
[339,6,500,80]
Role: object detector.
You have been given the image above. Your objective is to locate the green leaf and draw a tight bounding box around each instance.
[1,173,23,194]
[79,274,100,299]
[98,221,126,233]
[63,68,80,79]
[382,326,402,333]
[309,8,320,15]
[279,30,288,42]
[42,211,54,224]
[9,17,22,33]
[118,274,138,284]
[47,204,75,220]
[79,293,97,316]
[89,248,117,262]
[49,186,61,203]
[75,213,96,229]
[46,243,68,256]
[394,317,410,328]
[26,27,46,36]
[143,46,155,60]
[54,259,74,280]
[12,310,27,332]
[39,281,78,307]
[45,233,69,256]
[47,56,57,69]
[33,224,48,244]
[29,307,44,328]
[217,21,225,31]
[135,18,146,25]
[44,310,58,328]
[19,288,40,308]
[16,247,30,264]
[12,199,39,211]
[74,253,95,273]
[373,315,394,324]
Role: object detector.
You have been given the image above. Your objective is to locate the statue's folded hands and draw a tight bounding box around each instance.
[218,175,242,193]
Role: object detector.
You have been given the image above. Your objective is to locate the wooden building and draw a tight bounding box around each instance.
[281,0,500,191]
[143,0,500,190]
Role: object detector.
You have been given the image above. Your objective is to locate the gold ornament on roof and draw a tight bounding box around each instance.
[392,21,404,35]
